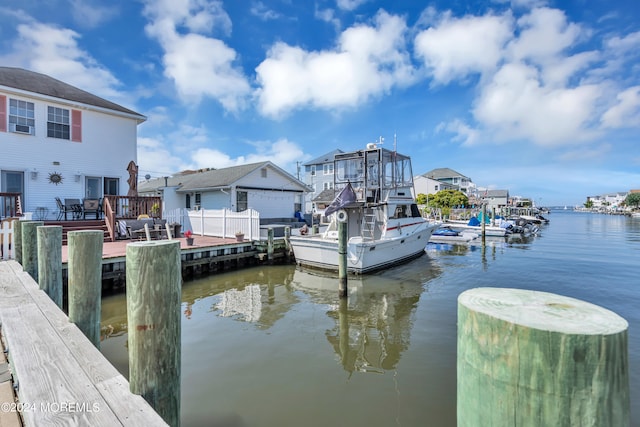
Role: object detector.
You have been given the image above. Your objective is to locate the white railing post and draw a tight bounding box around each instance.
[223,209,228,238]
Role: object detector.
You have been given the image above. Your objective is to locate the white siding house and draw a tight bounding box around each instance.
[138,161,311,221]
[0,67,145,219]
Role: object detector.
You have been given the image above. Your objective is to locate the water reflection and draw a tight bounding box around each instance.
[289,264,441,374]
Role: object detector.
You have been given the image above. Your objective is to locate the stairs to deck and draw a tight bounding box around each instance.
[43,220,109,245]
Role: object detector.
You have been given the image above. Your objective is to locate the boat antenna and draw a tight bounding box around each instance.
[393,132,397,152]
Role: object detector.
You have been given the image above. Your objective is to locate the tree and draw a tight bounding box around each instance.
[416,193,428,205]
[584,199,593,208]
[428,189,469,208]
[625,193,640,208]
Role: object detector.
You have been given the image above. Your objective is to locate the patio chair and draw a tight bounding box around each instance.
[55,197,68,220]
[64,198,82,220]
[83,198,100,219]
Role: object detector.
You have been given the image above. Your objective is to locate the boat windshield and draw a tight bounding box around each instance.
[382,151,413,188]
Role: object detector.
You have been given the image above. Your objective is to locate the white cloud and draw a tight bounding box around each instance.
[69,0,118,29]
[143,0,250,111]
[255,10,414,118]
[414,11,513,84]
[336,0,369,12]
[191,138,308,172]
[473,62,602,145]
[250,1,281,21]
[601,86,640,128]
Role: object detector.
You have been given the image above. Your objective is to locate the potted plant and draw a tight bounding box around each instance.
[184,230,194,246]
[235,231,244,242]
[150,202,160,217]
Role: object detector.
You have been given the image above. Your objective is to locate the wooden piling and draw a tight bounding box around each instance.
[68,230,104,348]
[13,220,24,264]
[481,204,486,244]
[312,224,319,234]
[21,221,44,280]
[338,220,347,297]
[126,240,181,427]
[267,227,274,262]
[457,287,629,427]
[284,226,291,261]
[37,225,63,308]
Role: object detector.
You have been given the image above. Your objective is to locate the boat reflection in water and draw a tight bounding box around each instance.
[100,258,445,426]
[290,266,437,374]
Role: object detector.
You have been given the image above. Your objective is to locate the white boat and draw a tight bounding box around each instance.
[631,212,640,218]
[289,142,440,274]
[443,219,509,237]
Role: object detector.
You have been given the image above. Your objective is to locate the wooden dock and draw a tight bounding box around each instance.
[0,260,168,426]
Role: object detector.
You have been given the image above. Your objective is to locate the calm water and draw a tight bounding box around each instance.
[100,210,640,426]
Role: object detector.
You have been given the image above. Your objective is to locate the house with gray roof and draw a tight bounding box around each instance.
[302,149,343,213]
[0,67,145,219]
[420,168,475,195]
[481,189,510,209]
[138,161,311,221]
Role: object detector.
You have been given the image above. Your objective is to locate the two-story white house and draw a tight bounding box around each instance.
[0,67,146,220]
[301,149,343,213]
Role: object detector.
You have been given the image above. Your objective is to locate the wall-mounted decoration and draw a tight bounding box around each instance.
[48,172,63,185]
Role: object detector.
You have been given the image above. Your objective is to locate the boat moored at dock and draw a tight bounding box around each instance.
[290,142,439,274]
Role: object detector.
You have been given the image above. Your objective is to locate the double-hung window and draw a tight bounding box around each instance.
[9,99,35,135]
[47,106,70,140]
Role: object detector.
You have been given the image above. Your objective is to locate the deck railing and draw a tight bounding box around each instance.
[0,192,22,219]
[104,195,162,242]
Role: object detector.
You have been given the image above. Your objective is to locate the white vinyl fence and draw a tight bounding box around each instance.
[180,208,260,240]
[1,220,15,260]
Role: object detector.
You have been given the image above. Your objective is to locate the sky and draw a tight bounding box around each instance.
[1,0,639,207]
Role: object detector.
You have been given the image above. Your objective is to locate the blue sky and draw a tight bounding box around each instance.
[1,0,639,207]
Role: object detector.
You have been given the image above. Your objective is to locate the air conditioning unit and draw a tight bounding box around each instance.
[10,123,34,135]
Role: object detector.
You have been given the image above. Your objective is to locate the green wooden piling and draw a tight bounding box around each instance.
[21,221,44,280]
[267,227,274,262]
[457,287,629,427]
[338,220,347,297]
[37,226,63,308]
[14,220,24,265]
[126,240,181,427]
[68,230,104,348]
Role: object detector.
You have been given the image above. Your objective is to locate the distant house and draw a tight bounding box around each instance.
[420,168,475,195]
[138,161,311,220]
[0,67,145,219]
[413,175,456,198]
[481,190,509,209]
[302,149,343,213]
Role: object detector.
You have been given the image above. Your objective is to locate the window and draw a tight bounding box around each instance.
[323,163,334,175]
[195,192,201,209]
[261,168,267,178]
[47,106,70,139]
[9,99,35,134]
[323,181,334,190]
[237,191,248,212]
[310,165,316,176]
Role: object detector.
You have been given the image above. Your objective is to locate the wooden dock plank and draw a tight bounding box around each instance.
[2,303,121,426]
[0,260,168,426]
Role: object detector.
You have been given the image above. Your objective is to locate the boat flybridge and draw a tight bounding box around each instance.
[289,142,440,274]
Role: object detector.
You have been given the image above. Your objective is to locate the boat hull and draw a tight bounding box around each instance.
[290,224,438,274]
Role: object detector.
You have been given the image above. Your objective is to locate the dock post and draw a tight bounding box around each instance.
[68,230,104,348]
[21,221,44,280]
[312,224,319,234]
[284,226,291,261]
[126,240,181,427]
[267,227,274,263]
[481,204,486,245]
[457,287,629,427]
[13,220,24,264]
[37,225,63,308]
[338,220,347,298]
[491,207,496,226]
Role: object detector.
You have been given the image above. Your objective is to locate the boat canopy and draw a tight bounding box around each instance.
[334,145,414,204]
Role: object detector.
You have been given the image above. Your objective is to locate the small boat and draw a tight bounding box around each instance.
[289,141,440,274]
[429,226,478,243]
[443,218,509,237]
